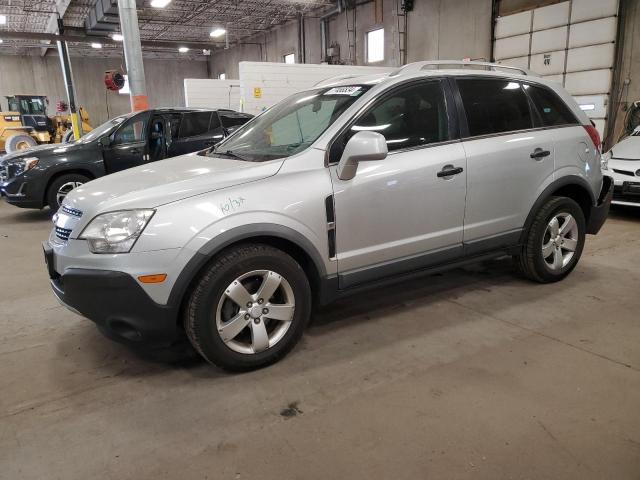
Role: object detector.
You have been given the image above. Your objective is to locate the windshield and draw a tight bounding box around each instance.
[73,115,128,144]
[210,85,370,161]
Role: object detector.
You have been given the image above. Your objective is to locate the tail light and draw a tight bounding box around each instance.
[583,123,601,151]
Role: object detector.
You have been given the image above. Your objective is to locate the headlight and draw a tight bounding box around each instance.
[13,157,39,176]
[79,209,155,254]
[601,151,611,171]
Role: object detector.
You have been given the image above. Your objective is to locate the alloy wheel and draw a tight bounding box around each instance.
[56,181,83,206]
[542,212,579,271]
[215,270,296,354]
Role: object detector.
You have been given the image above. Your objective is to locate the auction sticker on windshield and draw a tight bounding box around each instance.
[324,86,363,96]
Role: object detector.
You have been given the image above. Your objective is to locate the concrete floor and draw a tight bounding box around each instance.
[1,201,639,480]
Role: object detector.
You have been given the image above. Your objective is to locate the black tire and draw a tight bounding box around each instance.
[515,196,586,283]
[5,134,37,153]
[46,173,90,211]
[184,244,311,371]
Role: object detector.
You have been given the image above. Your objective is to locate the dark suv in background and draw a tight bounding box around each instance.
[0,107,252,210]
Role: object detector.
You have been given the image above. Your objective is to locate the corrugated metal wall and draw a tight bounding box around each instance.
[493,0,620,139]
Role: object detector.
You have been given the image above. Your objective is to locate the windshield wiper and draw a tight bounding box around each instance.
[215,149,247,161]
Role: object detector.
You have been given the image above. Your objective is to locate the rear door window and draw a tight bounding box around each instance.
[179,112,212,138]
[456,78,534,136]
[525,84,578,127]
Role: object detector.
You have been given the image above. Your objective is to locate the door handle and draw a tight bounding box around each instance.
[437,165,464,178]
[530,148,551,159]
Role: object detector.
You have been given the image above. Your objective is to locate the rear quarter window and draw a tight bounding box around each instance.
[525,84,578,127]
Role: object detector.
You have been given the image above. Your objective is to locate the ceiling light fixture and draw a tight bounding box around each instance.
[0,39,3,44]
[178,47,189,53]
[91,42,102,49]
[0,15,6,25]
[150,0,172,8]
[210,28,226,38]
[112,33,124,41]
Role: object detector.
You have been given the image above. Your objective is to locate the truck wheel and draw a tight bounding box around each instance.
[5,134,37,153]
[62,130,74,143]
[46,173,90,210]
[185,244,311,371]
[514,196,586,283]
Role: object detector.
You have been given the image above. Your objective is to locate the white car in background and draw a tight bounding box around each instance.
[604,127,640,206]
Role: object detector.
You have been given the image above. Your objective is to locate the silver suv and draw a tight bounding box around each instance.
[44,61,613,370]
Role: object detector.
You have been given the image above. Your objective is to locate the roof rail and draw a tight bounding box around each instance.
[314,74,365,87]
[389,60,537,77]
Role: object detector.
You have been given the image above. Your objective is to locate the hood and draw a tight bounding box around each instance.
[64,152,284,212]
[610,135,640,160]
[1,142,84,163]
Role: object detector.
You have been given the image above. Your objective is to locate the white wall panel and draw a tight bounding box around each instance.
[566,43,615,72]
[593,119,606,140]
[495,11,531,39]
[571,0,618,23]
[184,79,241,110]
[574,94,609,118]
[531,26,567,54]
[541,74,565,85]
[532,1,570,30]
[496,56,530,70]
[565,69,612,95]
[494,34,530,60]
[569,17,617,48]
[238,62,393,115]
[530,50,566,75]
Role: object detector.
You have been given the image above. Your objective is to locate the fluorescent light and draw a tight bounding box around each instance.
[0,15,6,25]
[210,28,226,38]
[150,0,172,7]
[0,39,3,44]
[111,33,123,41]
[579,104,596,111]
[91,42,102,49]
[178,46,189,53]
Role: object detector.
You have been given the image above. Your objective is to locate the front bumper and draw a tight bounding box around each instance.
[586,175,613,234]
[1,174,45,209]
[44,243,181,345]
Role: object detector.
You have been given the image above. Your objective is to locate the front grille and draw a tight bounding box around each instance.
[55,226,72,241]
[61,205,83,217]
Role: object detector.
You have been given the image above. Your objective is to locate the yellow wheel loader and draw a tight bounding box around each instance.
[0,95,92,154]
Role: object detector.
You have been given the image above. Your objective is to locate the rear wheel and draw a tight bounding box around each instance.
[184,244,311,371]
[46,173,90,210]
[5,134,37,153]
[515,196,586,283]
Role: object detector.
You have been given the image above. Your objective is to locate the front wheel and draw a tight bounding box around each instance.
[46,173,90,210]
[184,244,311,371]
[515,196,586,283]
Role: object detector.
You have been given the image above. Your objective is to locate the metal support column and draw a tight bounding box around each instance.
[118,0,148,111]
[56,18,82,140]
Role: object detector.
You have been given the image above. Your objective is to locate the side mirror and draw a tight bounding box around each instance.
[99,136,112,148]
[336,131,388,180]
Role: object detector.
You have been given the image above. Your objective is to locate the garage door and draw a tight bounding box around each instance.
[493,0,619,140]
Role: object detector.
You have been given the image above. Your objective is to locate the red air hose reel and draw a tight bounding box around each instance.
[104,70,126,91]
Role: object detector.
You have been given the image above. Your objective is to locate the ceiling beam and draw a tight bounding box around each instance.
[40,0,73,56]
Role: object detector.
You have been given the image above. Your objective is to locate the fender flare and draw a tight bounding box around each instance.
[519,175,596,244]
[166,222,328,310]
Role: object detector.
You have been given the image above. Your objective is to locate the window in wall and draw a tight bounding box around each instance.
[284,53,296,64]
[366,28,384,63]
[219,73,226,80]
[456,78,534,136]
[525,84,578,127]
